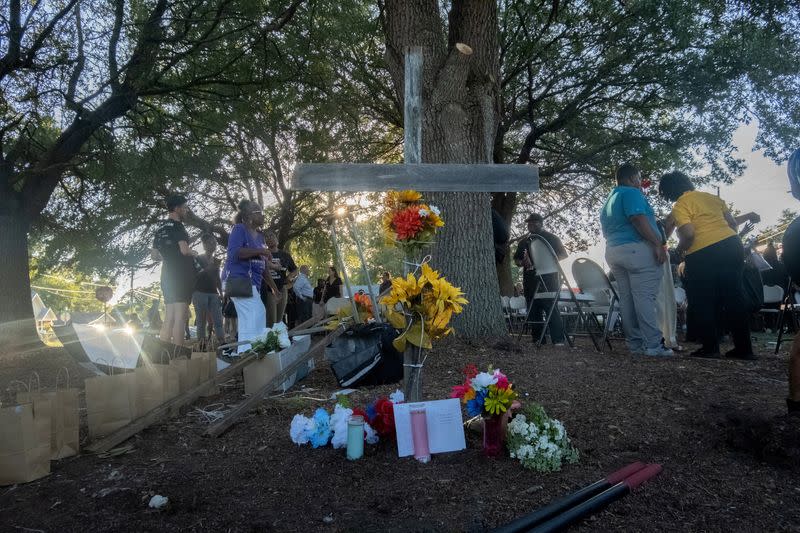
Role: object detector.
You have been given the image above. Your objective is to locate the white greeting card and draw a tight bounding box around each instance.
[393,398,466,457]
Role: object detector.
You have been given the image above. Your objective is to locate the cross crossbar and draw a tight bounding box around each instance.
[291,163,538,192]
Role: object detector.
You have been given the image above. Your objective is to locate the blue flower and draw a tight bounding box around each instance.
[366,403,377,423]
[309,408,331,448]
[466,390,488,417]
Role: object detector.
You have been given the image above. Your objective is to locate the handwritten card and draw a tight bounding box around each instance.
[393,398,466,457]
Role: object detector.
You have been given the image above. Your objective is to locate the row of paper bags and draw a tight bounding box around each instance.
[85,353,217,438]
[1,382,80,486]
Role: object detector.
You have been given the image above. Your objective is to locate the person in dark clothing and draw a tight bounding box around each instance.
[512,213,568,344]
[379,271,392,294]
[147,299,163,331]
[313,278,325,304]
[152,194,197,346]
[492,208,511,264]
[659,171,754,359]
[322,266,343,303]
[784,218,800,413]
[192,233,225,345]
[262,231,298,327]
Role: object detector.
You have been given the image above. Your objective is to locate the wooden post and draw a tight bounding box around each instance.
[205,325,346,437]
[402,47,424,399]
[344,215,383,323]
[404,46,423,165]
[330,221,360,320]
[85,353,257,453]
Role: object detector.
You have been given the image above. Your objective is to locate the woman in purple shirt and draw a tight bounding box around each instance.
[225,200,278,353]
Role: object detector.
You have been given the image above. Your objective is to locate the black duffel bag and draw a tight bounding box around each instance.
[325,323,403,388]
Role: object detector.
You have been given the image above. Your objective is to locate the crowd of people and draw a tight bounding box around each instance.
[150,195,347,351]
[515,163,789,362]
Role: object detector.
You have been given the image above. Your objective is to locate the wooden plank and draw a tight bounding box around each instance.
[204,325,347,438]
[404,47,423,165]
[291,163,539,192]
[86,354,257,453]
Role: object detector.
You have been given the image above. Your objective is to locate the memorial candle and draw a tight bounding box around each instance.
[410,406,430,463]
[346,415,364,460]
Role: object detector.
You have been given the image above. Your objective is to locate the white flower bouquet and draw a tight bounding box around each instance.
[506,403,579,472]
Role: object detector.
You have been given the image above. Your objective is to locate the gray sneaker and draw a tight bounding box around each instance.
[644,346,674,357]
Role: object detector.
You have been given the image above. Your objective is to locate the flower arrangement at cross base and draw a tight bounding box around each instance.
[326,292,375,330]
[382,190,444,255]
[289,390,405,449]
[506,403,579,472]
[251,322,291,354]
[451,365,518,457]
[381,263,468,401]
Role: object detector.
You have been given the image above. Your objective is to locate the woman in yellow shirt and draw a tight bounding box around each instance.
[659,171,754,359]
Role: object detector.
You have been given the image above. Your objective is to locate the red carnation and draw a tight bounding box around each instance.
[462,364,479,380]
[371,397,396,438]
[392,206,424,241]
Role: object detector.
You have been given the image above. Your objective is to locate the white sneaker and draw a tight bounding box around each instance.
[644,346,673,357]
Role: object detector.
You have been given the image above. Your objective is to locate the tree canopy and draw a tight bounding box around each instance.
[2,0,799,342]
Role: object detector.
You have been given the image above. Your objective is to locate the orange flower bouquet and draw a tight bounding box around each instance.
[381,190,444,254]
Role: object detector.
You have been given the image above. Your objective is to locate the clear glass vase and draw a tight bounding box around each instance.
[482,414,504,457]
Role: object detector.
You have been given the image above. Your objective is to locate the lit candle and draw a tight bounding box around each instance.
[346,415,364,460]
[410,406,430,463]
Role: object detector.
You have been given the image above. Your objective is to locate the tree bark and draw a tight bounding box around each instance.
[0,208,38,351]
[383,0,506,336]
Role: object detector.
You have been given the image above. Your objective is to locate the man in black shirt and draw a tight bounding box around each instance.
[152,194,197,346]
[192,233,225,346]
[263,231,298,326]
[512,213,568,345]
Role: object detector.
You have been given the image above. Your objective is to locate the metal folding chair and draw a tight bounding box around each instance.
[572,257,619,351]
[775,278,799,354]
[520,236,602,351]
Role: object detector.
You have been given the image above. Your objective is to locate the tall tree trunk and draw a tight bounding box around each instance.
[0,208,39,352]
[383,0,506,336]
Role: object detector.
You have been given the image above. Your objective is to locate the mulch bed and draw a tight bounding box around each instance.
[1,334,799,532]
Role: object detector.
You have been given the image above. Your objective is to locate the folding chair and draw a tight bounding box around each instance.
[572,257,619,350]
[521,235,602,351]
[761,284,783,331]
[508,296,527,330]
[775,279,799,354]
[501,296,514,332]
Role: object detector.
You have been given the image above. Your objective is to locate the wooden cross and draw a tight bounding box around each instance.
[291,47,538,192]
[290,47,538,400]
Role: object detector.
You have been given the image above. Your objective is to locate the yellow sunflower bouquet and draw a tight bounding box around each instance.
[380,263,468,352]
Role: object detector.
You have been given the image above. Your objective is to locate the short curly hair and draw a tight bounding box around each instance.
[658,171,694,202]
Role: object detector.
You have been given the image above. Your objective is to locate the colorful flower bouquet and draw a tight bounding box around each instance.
[506,403,579,472]
[451,364,518,418]
[381,263,468,352]
[381,190,444,254]
[452,364,518,456]
[289,390,405,449]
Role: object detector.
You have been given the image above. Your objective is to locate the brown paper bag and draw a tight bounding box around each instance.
[171,357,203,393]
[54,386,80,459]
[153,363,180,402]
[0,400,51,485]
[51,369,79,459]
[17,383,79,460]
[134,366,165,417]
[192,352,218,397]
[85,371,137,438]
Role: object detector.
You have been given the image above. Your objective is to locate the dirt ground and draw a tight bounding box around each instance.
[1,332,799,533]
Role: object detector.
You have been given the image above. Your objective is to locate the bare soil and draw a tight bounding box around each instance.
[1,333,799,533]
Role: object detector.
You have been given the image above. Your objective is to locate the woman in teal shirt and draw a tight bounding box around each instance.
[600,163,671,357]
